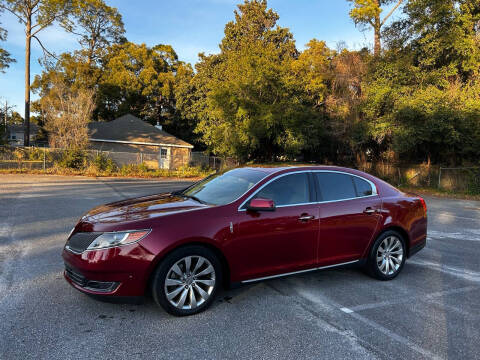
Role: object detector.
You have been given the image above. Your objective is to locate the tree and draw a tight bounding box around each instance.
[67,0,124,65]
[40,74,95,149]
[347,0,404,56]
[289,39,333,107]
[32,0,125,125]
[171,62,203,146]
[32,51,101,96]
[0,0,72,146]
[0,17,15,72]
[0,101,20,143]
[97,42,179,123]
[361,0,480,164]
[385,0,480,81]
[176,0,325,161]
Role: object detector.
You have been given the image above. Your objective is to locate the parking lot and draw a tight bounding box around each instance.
[0,174,479,360]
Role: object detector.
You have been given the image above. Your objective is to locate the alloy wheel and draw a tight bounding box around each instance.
[376,236,404,276]
[164,256,216,310]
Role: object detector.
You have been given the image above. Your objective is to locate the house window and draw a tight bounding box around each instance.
[160,148,168,159]
[11,134,16,140]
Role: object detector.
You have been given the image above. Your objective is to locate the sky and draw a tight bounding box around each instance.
[0,0,381,117]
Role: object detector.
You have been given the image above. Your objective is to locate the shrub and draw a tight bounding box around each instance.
[93,153,117,172]
[175,165,210,178]
[27,147,44,161]
[59,150,87,169]
[466,169,480,195]
[119,163,149,176]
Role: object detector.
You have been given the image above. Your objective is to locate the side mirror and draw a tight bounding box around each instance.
[247,198,275,212]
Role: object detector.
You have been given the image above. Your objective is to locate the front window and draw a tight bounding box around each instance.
[252,173,310,206]
[181,168,267,205]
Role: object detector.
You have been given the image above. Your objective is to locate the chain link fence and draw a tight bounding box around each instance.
[357,162,480,194]
[0,146,238,172]
[437,167,480,194]
[1,146,477,193]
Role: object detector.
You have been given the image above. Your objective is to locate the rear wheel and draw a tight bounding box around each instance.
[367,230,406,280]
[152,245,222,316]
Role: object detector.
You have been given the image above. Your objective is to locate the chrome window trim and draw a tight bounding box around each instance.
[241,260,360,283]
[237,169,378,211]
[312,170,378,197]
[237,170,313,211]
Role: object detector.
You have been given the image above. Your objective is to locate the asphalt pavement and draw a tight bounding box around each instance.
[0,174,479,360]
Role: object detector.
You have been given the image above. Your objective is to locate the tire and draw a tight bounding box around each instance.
[152,245,222,316]
[366,230,406,280]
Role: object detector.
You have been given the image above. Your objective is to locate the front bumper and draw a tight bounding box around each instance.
[62,241,156,297]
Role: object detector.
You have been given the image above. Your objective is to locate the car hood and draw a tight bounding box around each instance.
[79,193,210,226]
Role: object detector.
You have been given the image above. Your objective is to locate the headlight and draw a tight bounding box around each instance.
[86,230,151,251]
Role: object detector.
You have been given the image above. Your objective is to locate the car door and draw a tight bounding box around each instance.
[232,172,319,281]
[314,171,382,266]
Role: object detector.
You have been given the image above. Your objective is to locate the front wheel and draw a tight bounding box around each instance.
[152,245,222,316]
[367,230,406,280]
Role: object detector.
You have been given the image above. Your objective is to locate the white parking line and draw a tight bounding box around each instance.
[345,310,442,360]
[427,229,480,242]
[291,284,442,360]
[431,212,479,221]
[408,259,480,283]
[342,286,478,313]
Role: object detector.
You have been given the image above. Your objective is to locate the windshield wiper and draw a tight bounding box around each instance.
[182,194,208,205]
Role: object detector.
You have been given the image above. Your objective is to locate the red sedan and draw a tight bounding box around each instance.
[63,166,427,316]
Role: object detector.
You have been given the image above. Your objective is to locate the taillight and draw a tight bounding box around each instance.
[418,197,427,214]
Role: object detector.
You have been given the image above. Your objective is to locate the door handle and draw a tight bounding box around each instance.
[363,207,376,214]
[298,214,315,221]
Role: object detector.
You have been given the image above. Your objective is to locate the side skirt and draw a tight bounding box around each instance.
[240,259,361,284]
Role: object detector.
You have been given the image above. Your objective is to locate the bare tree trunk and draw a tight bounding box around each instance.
[374,15,381,57]
[24,15,31,146]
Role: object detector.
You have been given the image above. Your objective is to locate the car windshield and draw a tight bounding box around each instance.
[181,168,268,205]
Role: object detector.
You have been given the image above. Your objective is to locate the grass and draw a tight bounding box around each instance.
[0,164,213,180]
[2,159,479,201]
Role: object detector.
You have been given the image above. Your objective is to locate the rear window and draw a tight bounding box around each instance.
[315,172,356,201]
[353,176,373,197]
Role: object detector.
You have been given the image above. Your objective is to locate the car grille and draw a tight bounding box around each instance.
[65,265,119,293]
[65,232,101,253]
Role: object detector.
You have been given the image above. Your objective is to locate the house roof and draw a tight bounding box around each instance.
[88,114,193,149]
[7,123,39,134]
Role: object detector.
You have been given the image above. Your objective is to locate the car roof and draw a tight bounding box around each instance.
[238,165,359,175]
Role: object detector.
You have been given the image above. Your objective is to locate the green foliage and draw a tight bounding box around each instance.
[96,42,178,123]
[466,170,480,195]
[176,0,325,162]
[395,0,480,80]
[93,153,117,172]
[59,149,87,169]
[361,0,480,165]
[67,0,125,63]
[0,20,15,72]
[26,147,45,161]
[347,0,404,55]
[24,0,480,168]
